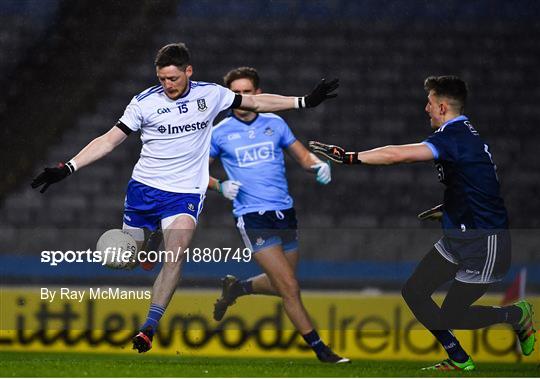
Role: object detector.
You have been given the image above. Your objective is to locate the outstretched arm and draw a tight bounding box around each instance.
[238,78,338,113]
[309,141,434,165]
[71,125,129,169]
[31,125,128,193]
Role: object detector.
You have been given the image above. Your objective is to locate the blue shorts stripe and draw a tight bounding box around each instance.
[236,216,254,251]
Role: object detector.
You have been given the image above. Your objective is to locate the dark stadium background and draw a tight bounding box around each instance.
[0,0,538,292]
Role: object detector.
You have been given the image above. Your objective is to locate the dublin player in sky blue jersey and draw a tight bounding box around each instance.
[207,67,348,364]
[30,43,339,355]
[310,76,536,370]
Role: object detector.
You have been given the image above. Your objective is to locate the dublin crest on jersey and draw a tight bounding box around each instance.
[197,98,207,112]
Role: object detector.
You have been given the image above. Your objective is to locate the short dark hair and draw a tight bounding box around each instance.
[154,43,190,69]
[223,67,260,89]
[424,75,468,112]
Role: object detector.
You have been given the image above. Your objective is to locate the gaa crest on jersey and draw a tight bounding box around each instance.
[264,127,274,136]
[197,98,207,112]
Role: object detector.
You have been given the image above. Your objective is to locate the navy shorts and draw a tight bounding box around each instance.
[123,179,205,231]
[434,230,511,284]
[235,208,298,254]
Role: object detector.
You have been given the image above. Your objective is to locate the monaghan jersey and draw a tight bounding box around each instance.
[423,115,509,238]
[210,113,297,216]
[119,81,236,194]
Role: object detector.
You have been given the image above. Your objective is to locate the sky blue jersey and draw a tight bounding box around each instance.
[210,113,297,216]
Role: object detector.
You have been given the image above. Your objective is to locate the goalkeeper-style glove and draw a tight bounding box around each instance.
[218,180,242,200]
[308,141,361,164]
[31,161,76,193]
[310,161,331,184]
[417,204,444,221]
[296,78,339,108]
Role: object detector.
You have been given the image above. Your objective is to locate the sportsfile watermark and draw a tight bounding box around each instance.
[40,247,252,267]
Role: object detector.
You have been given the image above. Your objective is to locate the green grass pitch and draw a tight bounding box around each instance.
[0,351,538,377]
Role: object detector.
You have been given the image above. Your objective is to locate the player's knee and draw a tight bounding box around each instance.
[278,276,300,299]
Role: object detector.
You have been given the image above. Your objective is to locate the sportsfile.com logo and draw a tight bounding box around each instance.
[235,142,275,167]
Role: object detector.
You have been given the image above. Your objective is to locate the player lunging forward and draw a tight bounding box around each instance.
[31,42,339,354]
[208,67,347,363]
[310,75,535,370]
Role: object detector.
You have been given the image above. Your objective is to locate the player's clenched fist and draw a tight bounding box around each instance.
[219,180,242,200]
[31,162,75,193]
[310,162,332,184]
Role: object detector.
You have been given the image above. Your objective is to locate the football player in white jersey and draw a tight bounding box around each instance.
[31,42,339,354]
[207,67,348,364]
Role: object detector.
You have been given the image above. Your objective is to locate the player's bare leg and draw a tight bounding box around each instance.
[257,246,348,363]
[231,245,348,363]
[151,216,194,305]
[250,251,299,295]
[213,251,297,321]
[252,246,310,333]
[213,246,348,362]
[132,215,195,353]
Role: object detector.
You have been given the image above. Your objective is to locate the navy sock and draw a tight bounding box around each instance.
[231,280,253,298]
[302,329,326,355]
[233,280,253,297]
[505,305,523,326]
[431,330,469,363]
[141,303,166,336]
[240,280,253,295]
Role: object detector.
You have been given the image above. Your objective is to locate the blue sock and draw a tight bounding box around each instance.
[432,330,469,363]
[302,329,326,355]
[141,303,166,335]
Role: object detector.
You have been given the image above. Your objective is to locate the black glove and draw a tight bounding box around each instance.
[309,141,361,164]
[31,162,73,193]
[302,78,339,108]
[417,204,444,221]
